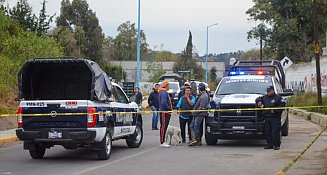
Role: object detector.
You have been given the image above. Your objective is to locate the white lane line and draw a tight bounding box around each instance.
[73,146,158,175]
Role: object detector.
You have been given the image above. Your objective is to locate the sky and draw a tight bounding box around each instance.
[6,0,259,55]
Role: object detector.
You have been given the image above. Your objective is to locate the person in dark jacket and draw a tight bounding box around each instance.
[176,86,196,143]
[255,85,284,150]
[148,84,160,130]
[134,87,143,106]
[189,83,209,146]
[158,80,173,148]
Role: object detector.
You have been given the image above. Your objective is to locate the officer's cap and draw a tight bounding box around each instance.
[266,85,274,91]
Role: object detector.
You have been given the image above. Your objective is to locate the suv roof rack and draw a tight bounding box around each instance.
[228,60,285,88]
[33,56,79,60]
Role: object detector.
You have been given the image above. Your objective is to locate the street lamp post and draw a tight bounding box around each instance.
[136,0,141,88]
[205,23,218,83]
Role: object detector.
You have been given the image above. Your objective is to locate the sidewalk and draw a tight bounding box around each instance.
[0,129,18,144]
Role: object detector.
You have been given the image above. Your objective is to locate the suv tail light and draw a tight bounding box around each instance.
[17,107,23,128]
[87,107,97,127]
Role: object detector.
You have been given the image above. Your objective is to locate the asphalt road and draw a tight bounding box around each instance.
[0,113,326,175]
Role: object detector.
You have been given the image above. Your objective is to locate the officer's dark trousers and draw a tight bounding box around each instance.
[265,116,281,147]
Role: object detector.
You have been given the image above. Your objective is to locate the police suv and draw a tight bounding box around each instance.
[16,58,143,160]
[205,60,293,145]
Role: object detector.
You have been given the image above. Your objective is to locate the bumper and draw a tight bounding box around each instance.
[205,117,265,139]
[16,128,97,142]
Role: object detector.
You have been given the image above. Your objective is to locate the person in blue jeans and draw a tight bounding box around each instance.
[148,84,160,130]
[189,83,209,146]
[176,86,196,143]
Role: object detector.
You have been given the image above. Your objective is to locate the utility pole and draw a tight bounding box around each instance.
[313,0,322,111]
[136,0,141,88]
[260,37,263,61]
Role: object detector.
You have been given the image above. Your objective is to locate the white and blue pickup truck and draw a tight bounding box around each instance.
[16,58,143,160]
[205,60,294,145]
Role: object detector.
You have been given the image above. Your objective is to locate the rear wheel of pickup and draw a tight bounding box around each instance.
[96,129,112,160]
[205,132,218,145]
[281,116,289,136]
[29,144,46,159]
[126,122,143,148]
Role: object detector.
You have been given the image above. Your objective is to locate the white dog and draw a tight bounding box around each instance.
[165,125,182,146]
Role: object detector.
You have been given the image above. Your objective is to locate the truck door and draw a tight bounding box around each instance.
[111,85,136,138]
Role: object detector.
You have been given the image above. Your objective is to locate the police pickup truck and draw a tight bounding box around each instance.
[205,60,293,145]
[16,58,143,160]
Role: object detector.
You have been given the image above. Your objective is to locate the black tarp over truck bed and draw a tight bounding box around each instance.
[18,59,112,101]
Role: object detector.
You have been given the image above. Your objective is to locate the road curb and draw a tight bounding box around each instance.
[0,136,18,144]
[290,108,327,127]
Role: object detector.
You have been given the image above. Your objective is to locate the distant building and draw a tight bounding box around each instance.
[109,61,225,82]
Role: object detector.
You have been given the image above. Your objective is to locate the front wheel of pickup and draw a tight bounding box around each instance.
[96,129,112,160]
[205,132,218,145]
[126,122,143,148]
[29,144,46,159]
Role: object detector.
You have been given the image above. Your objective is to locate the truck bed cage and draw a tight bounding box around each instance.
[228,60,286,88]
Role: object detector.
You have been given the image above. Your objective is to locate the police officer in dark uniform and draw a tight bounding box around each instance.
[255,85,283,150]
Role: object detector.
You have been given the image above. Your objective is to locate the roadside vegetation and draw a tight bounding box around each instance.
[0,3,63,113]
[288,92,327,114]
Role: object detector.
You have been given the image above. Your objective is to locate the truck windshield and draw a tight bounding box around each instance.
[159,82,179,91]
[169,83,180,91]
[216,77,272,95]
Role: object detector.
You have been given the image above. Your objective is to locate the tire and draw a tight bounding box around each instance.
[29,144,46,159]
[126,122,143,148]
[205,132,218,145]
[281,115,289,136]
[96,129,112,160]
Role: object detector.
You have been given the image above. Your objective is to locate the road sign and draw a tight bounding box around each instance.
[281,56,293,70]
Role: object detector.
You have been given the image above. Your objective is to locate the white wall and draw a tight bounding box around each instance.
[109,61,225,81]
[285,55,327,95]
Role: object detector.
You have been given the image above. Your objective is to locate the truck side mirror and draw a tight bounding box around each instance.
[279,89,294,96]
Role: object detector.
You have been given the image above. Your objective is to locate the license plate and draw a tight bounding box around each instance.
[48,131,62,139]
[232,126,245,130]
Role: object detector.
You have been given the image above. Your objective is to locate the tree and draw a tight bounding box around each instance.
[36,0,55,35]
[9,0,37,32]
[209,67,217,83]
[101,64,126,82]
[173,31,204,80]
[247,23,271,60]
[246,0,327,62]
[56,0,104,62]
[111,21,148,61]
[101,36,114,62]
[148,69,166,83]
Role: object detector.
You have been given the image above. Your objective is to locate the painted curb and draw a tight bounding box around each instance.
[0,136,18,144]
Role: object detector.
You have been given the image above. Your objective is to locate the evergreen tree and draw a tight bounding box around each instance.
[173,31,204,80]
[56,0,104,62]
[9,0,36,32]
[36,0,55,35]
